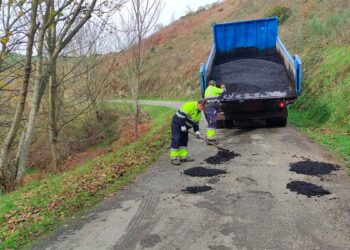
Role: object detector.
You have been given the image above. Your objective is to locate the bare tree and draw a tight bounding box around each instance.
[0,0,125,191]
[0,0,38,191]
[0,0,30,72]
[45,14,119,169]
[16,0,102,180]
[0,1,34,132]
[114,0,163,136]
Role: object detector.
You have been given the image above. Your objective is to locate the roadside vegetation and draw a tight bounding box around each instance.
[289,44,350,170]
[0,0,349,248]
[131,0,350,169]
[0,105,172,249]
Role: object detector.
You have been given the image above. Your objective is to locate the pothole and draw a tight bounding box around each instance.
[183,167,227,177]
[182,186,212,194]
[289,160,340,177]
[140,234,161,248]
[208,176,220,184]
[205,150,239,165]
[286,181,331,197]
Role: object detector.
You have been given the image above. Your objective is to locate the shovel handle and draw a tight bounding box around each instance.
[188,130,230,151]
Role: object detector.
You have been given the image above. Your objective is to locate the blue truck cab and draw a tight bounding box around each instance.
[199,17,302,127]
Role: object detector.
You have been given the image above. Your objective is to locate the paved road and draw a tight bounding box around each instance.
[32,101,350,250]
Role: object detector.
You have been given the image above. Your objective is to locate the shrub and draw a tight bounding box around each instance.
[165,44,172,50]
[196,6,207,14]
[265,5,291,24]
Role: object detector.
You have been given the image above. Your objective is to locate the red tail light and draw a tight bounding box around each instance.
[279,102,285,108]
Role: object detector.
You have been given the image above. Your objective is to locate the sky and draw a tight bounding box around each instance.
[158,0,221,26]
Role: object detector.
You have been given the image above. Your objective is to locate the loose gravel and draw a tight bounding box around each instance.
[205,150,238,165]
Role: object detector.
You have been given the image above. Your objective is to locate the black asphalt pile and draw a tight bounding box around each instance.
[286,181,331,198]
[289,160,340,177]
[183,167,227,177]
[210,58,292,97]
[182,186,212,194]
[205,150,238,165]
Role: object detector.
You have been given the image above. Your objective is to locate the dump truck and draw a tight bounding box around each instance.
[199,17,302,127]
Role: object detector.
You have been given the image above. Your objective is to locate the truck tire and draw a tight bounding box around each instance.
[217,120,225,129]
[216,120,234,128]
[224,120,234,128]
[278,118,287,127]
[266,118,287,127]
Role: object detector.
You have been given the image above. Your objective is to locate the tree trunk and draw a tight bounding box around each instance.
[48,5,60,172]
[48,59,60,171]
[134,97,139,137]
[16,0,51,182]
[0,43,6,72]
[0,0,38,192]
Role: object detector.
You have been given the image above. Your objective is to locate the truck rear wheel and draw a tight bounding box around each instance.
[224,120,234,128]
[217,120,225,129]
[216,120,234,128]
[266,118,287,127]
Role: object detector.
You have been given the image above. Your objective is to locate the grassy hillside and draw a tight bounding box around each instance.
[137,0,350,98]
[119,0,350,165]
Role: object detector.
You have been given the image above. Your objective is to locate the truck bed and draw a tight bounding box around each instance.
[210,56,294,101]
[199,17,302,102]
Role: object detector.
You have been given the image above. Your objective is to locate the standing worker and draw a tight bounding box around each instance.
[204,80,226,143]
[170,100,208,165]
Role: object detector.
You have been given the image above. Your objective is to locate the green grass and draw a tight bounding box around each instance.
[289,44,350,172]
[289,108,350,172]
[0,105,172,250]
[309,10,350,38]
[138,96,192,102]
[102,100,137,113]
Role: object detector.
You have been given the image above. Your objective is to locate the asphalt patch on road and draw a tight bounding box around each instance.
[183,167,227,177]
[205,150,239,165]
[286,181,331,197]
[289,160,340,177]
[182,186,212,194]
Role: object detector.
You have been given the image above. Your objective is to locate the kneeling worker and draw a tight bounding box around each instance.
[170,99,208,165]
[204,80,226,143]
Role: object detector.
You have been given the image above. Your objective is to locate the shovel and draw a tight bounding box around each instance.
[188,130,230,152]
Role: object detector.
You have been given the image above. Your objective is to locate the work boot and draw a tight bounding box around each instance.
[180,157,195,162]
[171,158,181,165]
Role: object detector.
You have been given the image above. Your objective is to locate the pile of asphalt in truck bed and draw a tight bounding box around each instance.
[210,58,292,97]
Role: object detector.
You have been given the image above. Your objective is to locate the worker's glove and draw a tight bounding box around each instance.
[181,126,187,132]
[195,131,201,139]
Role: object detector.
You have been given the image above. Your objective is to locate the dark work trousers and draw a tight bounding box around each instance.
[170,115,188,150]
[204,103,218,130]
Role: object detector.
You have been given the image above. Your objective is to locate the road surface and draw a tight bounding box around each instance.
[32,101,350,250]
